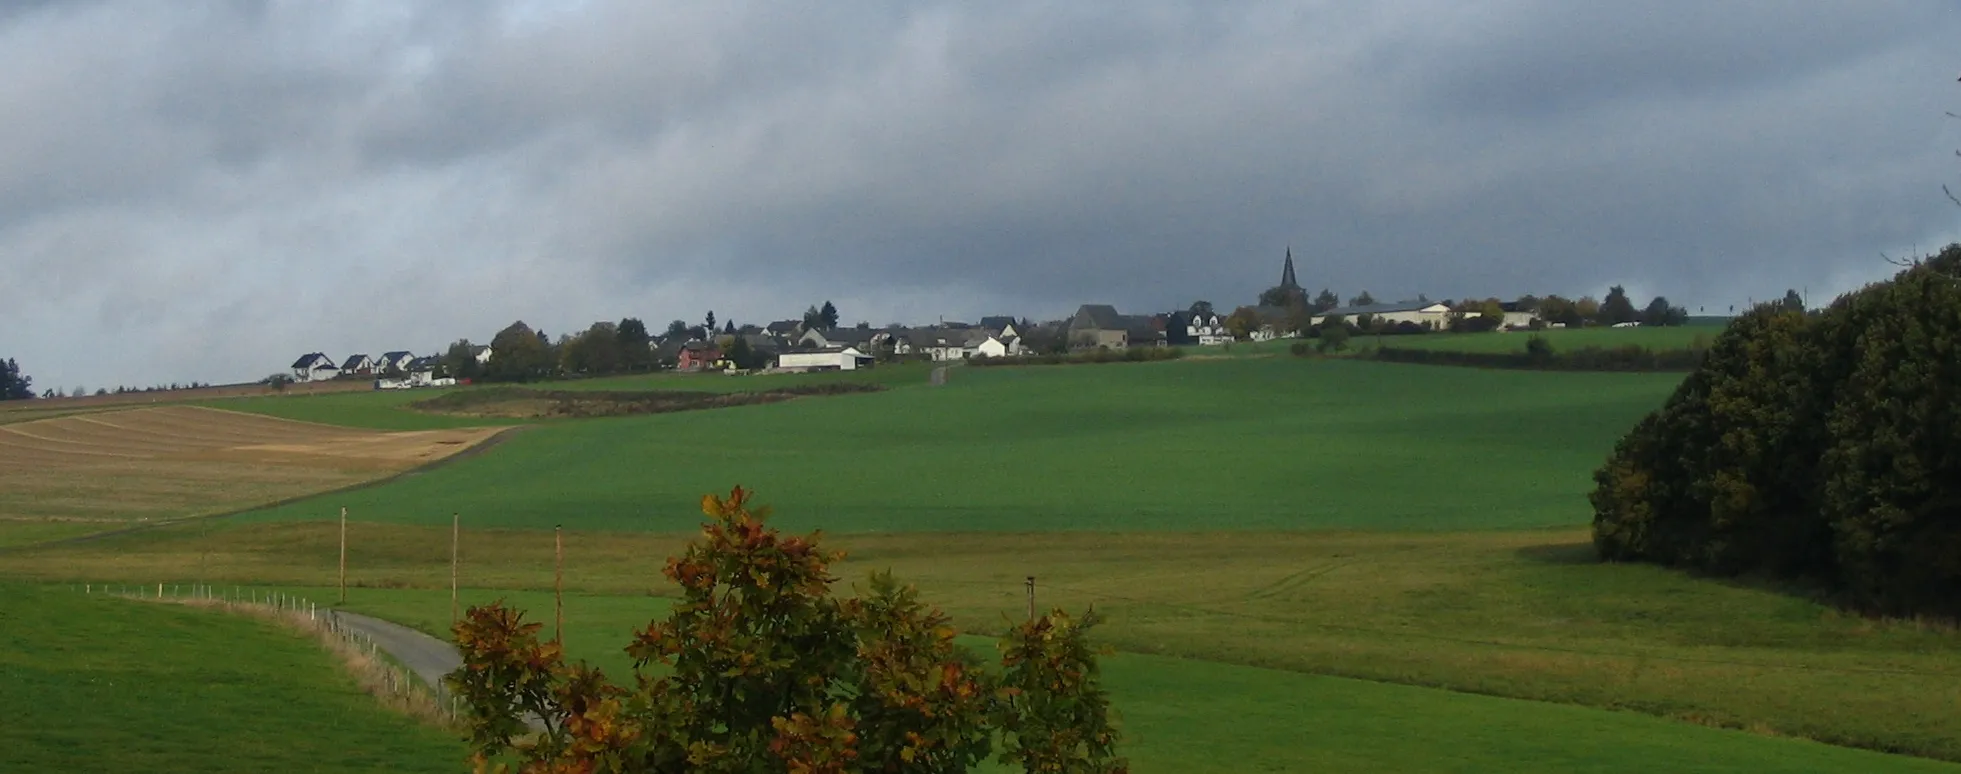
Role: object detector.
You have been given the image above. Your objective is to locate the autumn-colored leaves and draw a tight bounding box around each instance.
[448,486,1126,773]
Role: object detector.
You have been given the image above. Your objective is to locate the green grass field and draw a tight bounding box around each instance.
[0,583,462,773]
[1359,325,1717,354]
[226,358,1680,532]
[238,584,1960,774]
[15,354,1961,768]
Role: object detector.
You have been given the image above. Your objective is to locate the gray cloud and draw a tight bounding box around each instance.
[2,0,1958,389]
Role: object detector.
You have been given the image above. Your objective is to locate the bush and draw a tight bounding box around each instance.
[1590,244,1961,618]
[450,488,1128,773]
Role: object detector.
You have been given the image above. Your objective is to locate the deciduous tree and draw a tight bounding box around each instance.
[1599,286,1639,325]
[450,488,1127,773]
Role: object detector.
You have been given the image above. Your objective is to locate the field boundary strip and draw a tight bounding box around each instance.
[1032,580,1956,680]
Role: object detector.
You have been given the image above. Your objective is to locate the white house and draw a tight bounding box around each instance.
[290,353,338,382]
[377,351,415,373]
[974,335,1025,359]
[905,329,991,361]
[469,345,493,364]
[337,354,375,375]
[1311,301,1452,328]
[777,346,874,372]
[1184,312,1232,345]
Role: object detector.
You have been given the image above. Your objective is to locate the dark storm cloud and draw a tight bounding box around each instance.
[2,1,1957,389]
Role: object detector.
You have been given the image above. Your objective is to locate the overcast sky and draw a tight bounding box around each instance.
[4,1,1959,390]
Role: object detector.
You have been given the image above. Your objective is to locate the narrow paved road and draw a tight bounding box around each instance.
[332,610,462,698]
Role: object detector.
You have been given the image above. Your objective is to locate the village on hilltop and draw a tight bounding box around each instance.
[286,250,1680,387]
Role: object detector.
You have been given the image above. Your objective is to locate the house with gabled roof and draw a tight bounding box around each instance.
[1068,304,1129,349]
[978,316,1021,338]
[339,354,376,375]
[377,351,415,374]
[291,353,338,382]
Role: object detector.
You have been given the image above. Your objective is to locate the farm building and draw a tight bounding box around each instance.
[290,353,338,382]
[1311,301,1452,328]
[778,346,874,372]
[1500,302,1539,330]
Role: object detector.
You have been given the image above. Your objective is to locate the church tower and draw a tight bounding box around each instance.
[1280,246,1300,293]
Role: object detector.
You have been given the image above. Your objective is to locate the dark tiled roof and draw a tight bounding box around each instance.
[291,353,332,369]
[380,351,414,363]
[979,316,1017,331]
[339,354,372,370]
[1072,304,1124,330]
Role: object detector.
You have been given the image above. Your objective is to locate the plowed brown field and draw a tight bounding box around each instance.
[0,406,500,542]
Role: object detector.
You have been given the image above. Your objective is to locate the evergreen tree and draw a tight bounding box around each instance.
[819,300,839,330]
[0,358,32,401]
[1313,289,1339,312]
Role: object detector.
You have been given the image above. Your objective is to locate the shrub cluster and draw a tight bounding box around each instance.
[1591,245,1961,617]
[968,347,1185,367]
[1365,341,1706,372]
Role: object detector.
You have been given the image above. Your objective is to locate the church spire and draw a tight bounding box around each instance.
[1280,246,1299,291]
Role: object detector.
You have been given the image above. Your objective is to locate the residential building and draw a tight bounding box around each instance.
[290,353,338,382]
[338,354,376,375]
[1068,304,1131,349]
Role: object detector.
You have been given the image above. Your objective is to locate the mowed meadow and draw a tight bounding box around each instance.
[10,352,1961,771]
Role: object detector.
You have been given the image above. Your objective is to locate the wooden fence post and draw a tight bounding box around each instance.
[338,506,348,605]
[554,525,564,644]
[451,512,460,625]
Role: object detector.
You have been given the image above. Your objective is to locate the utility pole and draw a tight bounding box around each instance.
[1025,575,1036,622]
[554,526,564,644]
[338,506,347,605]
[450,512,460,624]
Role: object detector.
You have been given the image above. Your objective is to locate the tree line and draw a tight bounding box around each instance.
[1591,244,1961,618]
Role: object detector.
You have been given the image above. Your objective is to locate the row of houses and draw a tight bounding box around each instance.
[676,319,1033,373]
[288,346,492,385]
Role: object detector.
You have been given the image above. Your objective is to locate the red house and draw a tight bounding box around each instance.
[676,342,722,372]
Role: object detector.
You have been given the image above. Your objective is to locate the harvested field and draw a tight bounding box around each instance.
[0,379,375,424]
[0,406,500,537]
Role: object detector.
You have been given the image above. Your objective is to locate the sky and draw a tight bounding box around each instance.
[3,1,1959,390]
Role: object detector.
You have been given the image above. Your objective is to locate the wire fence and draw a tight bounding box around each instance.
[79,581,465,724]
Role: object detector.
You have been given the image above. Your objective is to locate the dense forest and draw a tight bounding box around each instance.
[1591,244,1961,617]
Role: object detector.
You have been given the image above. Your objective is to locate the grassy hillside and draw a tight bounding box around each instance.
[291,585,1961,773]
[0,583,461,773]
[228,358,1680,532]
[31,524,1961,760]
